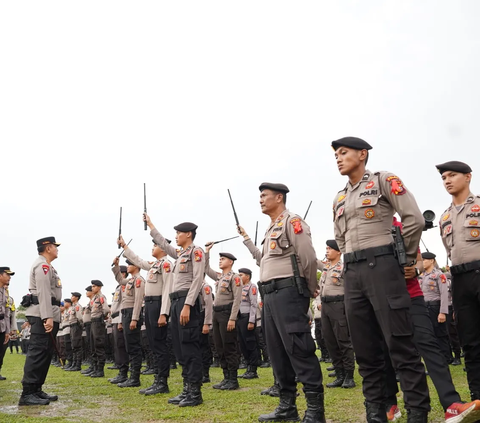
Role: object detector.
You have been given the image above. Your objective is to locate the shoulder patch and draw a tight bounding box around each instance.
[204,285,211,295]
[252,286,257,296]
[75,305,80,312]
[440,274,447,283]
[163,262,171,273]
[234,276,241,287]
[42,264,50,275]
[194,250,203,262]
[100,297,105,304]
[290,218,303,234]
[386,175,407,196]
[136,278,142,288]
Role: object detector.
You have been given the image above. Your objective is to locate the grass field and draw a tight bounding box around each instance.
[0,352,470,422]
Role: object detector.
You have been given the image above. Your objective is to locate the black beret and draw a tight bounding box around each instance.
[259,182,290,194]
[119,265,128,274]
[153,238,171,245]
[71,292,81,298]
[331,137,372,152]
[421,252,436,260]
[219,252,237,261]
[64,298,72,303]
[36,236,61,248]
[125,259,137,267]
[0,267,15,275]
[91,280,104,287]
[174,222,198,232]
[85,286,93,292]
[238,267,252,276]
[435,161,472,175]
[326,239,340,252]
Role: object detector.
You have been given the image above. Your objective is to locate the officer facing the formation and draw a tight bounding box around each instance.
[238,182,325,423]
[144,215,205,408]
[204,247,243,390]
[112,258,146,388]
[332,137,430,423]
[419,252,450,363]
[20,237,62,406]
[236,267,260,380]
[65,292,83,372]
[437,161,480,402]
[0,267,14,348]
[118,235,173,396]
[317,240,355,389]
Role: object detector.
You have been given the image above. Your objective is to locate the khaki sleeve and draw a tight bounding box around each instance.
[204,252,220,281]
[248,285,258,324]
[230,275,243,321]
[317,260,325,271]
[243,239,262,266]
[35,262,54,320]
[203,286,213,326]
[160,261,174,316]
[102,295,110,317]
[132,278,145,321]
[185,247,205,307]
[333,194,346,253]
[124,247,152,271]
[112,265,129,286]
[439,273,449,315]
[76,305,84,323]
[150,228,178,260]
[380,172,424,263]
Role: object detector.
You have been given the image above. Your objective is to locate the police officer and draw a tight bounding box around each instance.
[20,236,62,406]
[144,214,205,408]
[112,259,146,388]
[65,292,83,371]
[236,267,260,380]
[199,279,213,383]
[238,182,324,423]
[318,240,355,389]
[119,235,173,395]
[332,137,430,423]
[0,268,14,354]
[81,286,93,375]
[204,247,242,390]
[62,299,73,369]
[436,160,480,402]
[419,252,450,363]
[444,269,462,366]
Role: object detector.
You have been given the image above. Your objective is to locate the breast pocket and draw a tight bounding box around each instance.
[147,268,158,283]
[219,281,231,295]
[126,283,134,297]
[268,229,286,255]
[177,257,190,273]
[357,196,382,223]
[464,219,480,242]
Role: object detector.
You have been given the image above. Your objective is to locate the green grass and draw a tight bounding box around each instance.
[0,353,471,422]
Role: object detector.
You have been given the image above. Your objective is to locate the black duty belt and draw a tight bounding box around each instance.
[239,313,250,318]
[111,312,119,319]
[121,307,133,315]
[169,290,189,301]
[262,277,298,295]
[344,244,394,264]
[213,303,233,312]
[91,317,103,323]
[451,260,480,275]
[84,322,91,326]
[425,300,441,307]
[31,295,61,307]
[321,295,344,303]
[145,295,162,302]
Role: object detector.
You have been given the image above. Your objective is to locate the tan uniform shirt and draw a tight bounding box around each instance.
[312,295,321,319]
[62,309,71,334]
[333,170,424,264]
[199,282,213,326]
[244,209,318,296]
[445,272,453,306]
[319,259,344,298]
[83,302,91,324]
[123,247,174,298]
[239,283,258,324]
[419,269,449,314]
[150,228,205,313]
[112,267,146,321]
[0,287,10,333]
[89,292,110,319]
[110,285,123,324]
[26,255,62,322]
[70,301,83,325]
[439,193,480,266]
[7,297,15,334]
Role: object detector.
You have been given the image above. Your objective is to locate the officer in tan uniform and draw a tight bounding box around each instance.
[81,286,93,375]
[65,292,83,371]
[20,237,62,406]
[204,247,242,390]
[144,214,205,408]
[318,240,355,389]
[332,137,430,423]
[238,182,324,423]
[0,268,14,352]
[419,252,450,363]
[62,299,73,369]
[436,160,480,402]
[112,259,146,388]
[199,279,213,383]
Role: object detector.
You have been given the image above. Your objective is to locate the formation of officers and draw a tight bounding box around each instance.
[7,136,480,423]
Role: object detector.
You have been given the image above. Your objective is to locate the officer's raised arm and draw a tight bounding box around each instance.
[238,226,262,265]
[144,213,179,259]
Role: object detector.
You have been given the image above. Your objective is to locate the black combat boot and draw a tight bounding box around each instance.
[258,391,300,422]
[202,368,210,384]
[90,363,105,378]
[64,360,77,371]
[118,369,141,388]
[326,365,335,371]
[178,382,203,407]
[365,402,387,423]
[269,382,280,397]
[220,370,239,390]
[302,392,326,423]
[19,384,50,406]
[145,376,169,395]
[168,379,189,404]
[63,359,73,370]
[342,369,355,389]
[109,367,128,384]
[242,365,259,379]
[406,409,428,423]
[139,374,158,394]
[82,363,96,376]
[35,389,58,402]
[326,368,345,388]
[213,368,229,389]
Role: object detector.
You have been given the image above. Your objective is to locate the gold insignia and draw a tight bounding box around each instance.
[470,220,479,226]
[443,214,450,221]
[471,229,480,238]
[270,241,277,250]
[364,209,375,219]
[338,195,346,202]
[362,199,372,206]
[277,222,283,227]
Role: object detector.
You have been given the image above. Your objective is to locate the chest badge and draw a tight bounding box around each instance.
[469,220,479,226]
[362,199,372,206]
[471,229,480,238]
[270,241,277,250]
[337,206,344,217]
[472,205,480,213]
[365,181,375,189]
[444,225,452,235]
[364,209,375,219]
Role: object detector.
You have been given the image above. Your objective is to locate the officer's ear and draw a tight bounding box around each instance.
[465,172,472,183]
[359,150,369,165]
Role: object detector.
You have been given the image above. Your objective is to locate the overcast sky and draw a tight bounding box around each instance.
[1,1,479,306]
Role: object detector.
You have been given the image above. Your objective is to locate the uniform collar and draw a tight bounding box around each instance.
[451,192,475,213]
[347,170,373,192]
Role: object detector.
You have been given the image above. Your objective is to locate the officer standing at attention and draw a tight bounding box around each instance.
[199,279,213,383]
[0,268,14,349]
[318,240,355,389]
[144,214,205,408]
[65,292,83,372]
[81,286,93,375]
[20,237,62,406]
[204,246,243,390]
[331,137,430,423]
[62,299,73,369]
[419,252,450,363]
[238,182,324,423]
[236,267,260,380]
[436,161,480,403]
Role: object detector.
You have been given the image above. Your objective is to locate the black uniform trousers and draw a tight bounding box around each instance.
[121,308,143,372]
[255,325,268,362]
[425,302,451,363]
[0,333,6,370]
[321,300,355,371]
[57,335,65,362]
[113,322,128,370]
[22,317,59,393]
[64,331,72,362]
[385,296,460,411]
[314,318,329,359]
[212,307,240,371]
[91,319,106,366]
[144,298,170,378]
[263,285,323,395]
[70,323,83,363]
[452,270,480,395]
[170,296,202,384]
[199,311,212,371]
[237,313,260,366]
[447,305,461,359]
[344,254,430,411]
[84,322,91,361]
